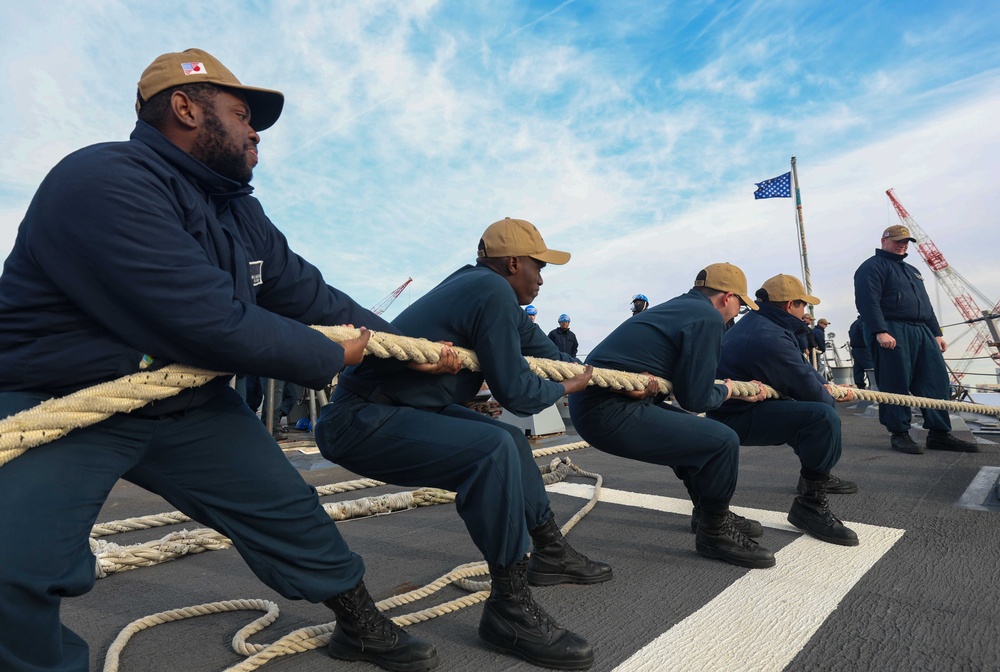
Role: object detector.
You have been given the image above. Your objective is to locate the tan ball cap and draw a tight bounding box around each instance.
[477,218,571,265]
[760,274,821,305]
[136,48,284,131]
[694,262,759,310]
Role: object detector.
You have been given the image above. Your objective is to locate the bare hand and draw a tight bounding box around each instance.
[341,327,371,366]
[826,384,855,403]
[561,364,594,395]
[935,336,947,353]
[876,333,896,350]
[408,343,463,375]
[622,373,659,400]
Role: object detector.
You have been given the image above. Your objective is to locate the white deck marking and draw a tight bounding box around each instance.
[546,483,905,672]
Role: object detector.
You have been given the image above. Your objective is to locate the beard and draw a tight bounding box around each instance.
[190,110,254,185]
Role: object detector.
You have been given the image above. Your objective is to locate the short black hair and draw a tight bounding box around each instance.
[137,82,219,130]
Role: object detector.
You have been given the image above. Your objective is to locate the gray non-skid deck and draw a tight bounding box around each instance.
[65,403,1000,671]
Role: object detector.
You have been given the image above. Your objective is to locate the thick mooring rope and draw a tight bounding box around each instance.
[5,327,999,468]
[99,446,599,672]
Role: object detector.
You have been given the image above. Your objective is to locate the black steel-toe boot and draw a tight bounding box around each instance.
[788,478,859,546]
[479,558,594,670]
[926,430,979,453]
[890,431,923,454]
[324,579,439,671]
[526,515,613,586]
[797,473,858,495]
[695,510,776,568]
[690,506,764,537]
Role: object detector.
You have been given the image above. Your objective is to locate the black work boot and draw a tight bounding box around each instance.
[324,580,439,671]
[479,558,594,670]
[689,506,763,537]
[527,515,613,586]
[890,431,923,454]
[926,430,979,453]
[788,478,859,546]
[797,473,858,495]
[695,510,776,569]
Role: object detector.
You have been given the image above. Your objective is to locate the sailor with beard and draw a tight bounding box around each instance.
[0,49,445,671]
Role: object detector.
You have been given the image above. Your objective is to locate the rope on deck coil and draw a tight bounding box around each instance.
[99,449,600,672]
[3,326,998,469]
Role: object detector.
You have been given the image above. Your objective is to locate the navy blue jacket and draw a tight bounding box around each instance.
[547,327,579,359]
[0,121,393,411]
[715,304,833,413]
[812,325,827,352]
[848,318,867,349]
[584,289,728,413]
[854,248,941,336]
[337,264,573,415]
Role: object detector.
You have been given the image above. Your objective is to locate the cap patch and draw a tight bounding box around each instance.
[182,62,207,76]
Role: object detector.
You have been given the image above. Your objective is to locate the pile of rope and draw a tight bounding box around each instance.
[98,443,597,672]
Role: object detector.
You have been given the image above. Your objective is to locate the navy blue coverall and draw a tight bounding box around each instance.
[568,289,738,513]
[316,264,575,568]
[849,317,874,388]
[548,326,579,359]
[0,121,394,672]
[709,304,842,474]
[854,248,951,433]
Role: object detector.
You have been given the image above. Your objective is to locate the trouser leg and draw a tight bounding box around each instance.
[316,393,531,568]
[907,326,952,431]
[570,393,739,509]
[125,388,363,602]
[712,401,842,473]
[0,392,148,672]
[439,403,553,530]
[868,328,915,433]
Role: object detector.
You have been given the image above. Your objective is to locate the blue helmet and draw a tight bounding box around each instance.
[633,294,648,302]
[525,305,538,316]
[559,314,570,323]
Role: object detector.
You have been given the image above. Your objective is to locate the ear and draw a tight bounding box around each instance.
[505,256,520,275]
[169,90,202,130]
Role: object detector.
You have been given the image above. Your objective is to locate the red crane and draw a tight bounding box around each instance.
[371,277,413,316]
[886,189,1000,382]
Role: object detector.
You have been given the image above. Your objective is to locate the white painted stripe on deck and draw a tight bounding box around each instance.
[546,483,905,672]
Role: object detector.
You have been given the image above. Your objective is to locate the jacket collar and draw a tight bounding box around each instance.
[875,248,908,262]
[130,121,253,200]
[756,303,812,336]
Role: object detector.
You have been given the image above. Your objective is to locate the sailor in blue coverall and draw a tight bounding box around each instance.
[849,316,874,389]
[853,225,978,454]
[0,49,440,672]
[569,263,777,570]
[709,274,859,547]
[316,218,611,670]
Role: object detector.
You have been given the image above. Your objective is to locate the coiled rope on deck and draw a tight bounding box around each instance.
[99,446,600,672]
[4,327,1000,468]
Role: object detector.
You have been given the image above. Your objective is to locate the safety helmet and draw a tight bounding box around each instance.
[525,305,537,316]
[559,314,570,323]
[633,294,648,302]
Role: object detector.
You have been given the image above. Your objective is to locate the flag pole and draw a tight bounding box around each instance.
[790,156,813,316]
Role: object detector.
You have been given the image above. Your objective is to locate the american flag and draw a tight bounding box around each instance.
[753,172,791,199]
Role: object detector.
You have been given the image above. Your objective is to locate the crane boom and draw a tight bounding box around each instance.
[371,277,413,316]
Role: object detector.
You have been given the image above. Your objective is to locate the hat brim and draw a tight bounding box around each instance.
[888,235,917,242]
[531,248,571,265]
[738,293,760,311]
[231,86,284,132]
[802,294,821,305]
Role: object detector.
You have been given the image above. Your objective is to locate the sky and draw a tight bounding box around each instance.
[2,0,1000,382]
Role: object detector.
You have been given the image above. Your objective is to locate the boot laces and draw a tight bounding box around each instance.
[343,593,396,639]
[510,566,554,628]
[720,513,757,550]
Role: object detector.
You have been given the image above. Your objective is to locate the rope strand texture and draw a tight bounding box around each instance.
[5,326,999,467]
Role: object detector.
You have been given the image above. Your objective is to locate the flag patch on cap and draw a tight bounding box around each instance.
[182,62,207,75]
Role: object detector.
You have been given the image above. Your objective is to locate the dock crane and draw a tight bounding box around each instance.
[371,277,413,316]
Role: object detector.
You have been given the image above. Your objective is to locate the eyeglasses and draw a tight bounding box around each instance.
[732,294,750,315]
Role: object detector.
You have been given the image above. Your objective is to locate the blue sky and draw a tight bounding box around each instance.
[3,0,1000,379]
